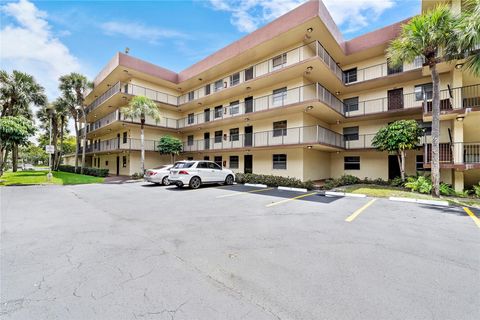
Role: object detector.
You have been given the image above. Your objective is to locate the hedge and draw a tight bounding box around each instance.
[57,165,109,177]
[235,173,314,190]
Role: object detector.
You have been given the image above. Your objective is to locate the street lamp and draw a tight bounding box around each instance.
[45,105,55,181]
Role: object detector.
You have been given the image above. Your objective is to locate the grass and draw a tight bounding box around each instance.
[0,170,104,186]
[338,184,480,208]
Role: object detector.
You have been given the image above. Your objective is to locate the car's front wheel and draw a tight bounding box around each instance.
[162,176,170,186]
[189,176,201,189]
[225,175,234,185]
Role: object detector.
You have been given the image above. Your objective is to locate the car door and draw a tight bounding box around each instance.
[208,162,224,182]
[195,161,210,182]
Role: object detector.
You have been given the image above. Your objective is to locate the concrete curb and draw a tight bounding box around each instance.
[325,191,367,198]
[277,186,308,192]
[389,197,449,207]
[244,183,268,188]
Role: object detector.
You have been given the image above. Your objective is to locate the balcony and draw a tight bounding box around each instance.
[344,134,376,149]
[182,125,345,152]
[85,81,178,115]
[178,83,344,128]
[178,41,343,105]
[424,142,480,169]
[422,84,480,113]
[344,57,424,85]
[82,138,160,154]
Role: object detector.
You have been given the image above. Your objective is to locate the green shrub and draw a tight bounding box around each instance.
[439,183,456,196]
[337,175,360,185]
[405,176,432,194]
[57,165,109,177]
[235,173,314,190]
[473,183,480,198]
[389,176,404,187]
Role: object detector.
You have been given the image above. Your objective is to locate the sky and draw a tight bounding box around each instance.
[0,0,421,101]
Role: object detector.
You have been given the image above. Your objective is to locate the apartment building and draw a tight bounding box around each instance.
[72,0,480,191]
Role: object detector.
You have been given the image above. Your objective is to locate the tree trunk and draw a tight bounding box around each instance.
[12,143,18,172]
[0,147,5,176]
[430,64,441,197]
[81,109,86,174]
[56,116,65,170]
[141,120,145,174]
[396,152,403,181]
[400,150,406,181]
[74,118,79,173]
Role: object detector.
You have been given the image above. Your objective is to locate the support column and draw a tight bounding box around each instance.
[453,118,464,164]
[454,170,464,192]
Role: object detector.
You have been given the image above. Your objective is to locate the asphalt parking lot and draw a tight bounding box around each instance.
[1,182,479,320]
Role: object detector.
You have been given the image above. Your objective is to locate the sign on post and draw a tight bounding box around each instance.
[45,145,55,154]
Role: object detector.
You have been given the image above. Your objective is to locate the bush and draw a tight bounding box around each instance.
[389,176,404,187]
[473,183,480,198]
[337,175,360,185]
[439,182,456,196]
[405,176,432,194]
[235,173,314,190]
[131,172,144,180]
[58,165,109,177]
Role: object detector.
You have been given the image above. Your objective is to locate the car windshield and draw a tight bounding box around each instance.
[173,162,194,169]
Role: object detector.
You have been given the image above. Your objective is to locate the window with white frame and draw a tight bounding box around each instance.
[187,91,194,101]
[343,97,359,113]
[230,73,240,86]
[414,83,433,101]
[214,106,223,118]
[272,53,287,70]
[273,154,287,169]
[272,87,287,106]
[229,100,239,115]
[343,126,359,141]
[273,120,287,137]
[214,80,223,92]
[229,128,239,141]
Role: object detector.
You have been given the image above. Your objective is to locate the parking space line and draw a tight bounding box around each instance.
[463,207,480,229]
[265,192,318,207]
[216,187,274,198]
[345,199,377,222]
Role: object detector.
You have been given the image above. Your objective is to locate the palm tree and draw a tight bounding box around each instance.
[52,98,70,169]
[59,73,91,174]
[447,0,480,76]
[121,96,161,174]
[386,5,455,197]
[0,70,47,171]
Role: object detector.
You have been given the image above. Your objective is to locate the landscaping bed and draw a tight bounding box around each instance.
[0,171,104,186]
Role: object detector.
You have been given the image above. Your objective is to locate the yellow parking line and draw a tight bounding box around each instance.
[265,192,318,207]
[216,187,274,198]
[463,207,480,229]
[345,199,377,222]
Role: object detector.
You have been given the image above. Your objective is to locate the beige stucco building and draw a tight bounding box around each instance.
[69,0,479,191]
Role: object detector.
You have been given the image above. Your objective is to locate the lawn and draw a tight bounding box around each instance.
[0,171,104,186]
[339,184,480,208]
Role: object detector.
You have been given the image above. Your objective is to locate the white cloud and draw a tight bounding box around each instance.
[101,21,185,44]
[208,0,395,34]
[0,0,82,100]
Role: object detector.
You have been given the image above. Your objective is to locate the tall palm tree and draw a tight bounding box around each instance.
[121,96,161,174]
[387,5,455,197]
[59,73,91,174]
[52,98,70,169]
[0,70,47,171]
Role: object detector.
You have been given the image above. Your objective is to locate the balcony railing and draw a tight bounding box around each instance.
[178,83,343,128]
[344,134,376,149]
[182,125,345,152]
[178,41,343,105]
[424,142,480,164]
[85,81,178,114]
[82,138,160,154]
[344,57,424,84]
[423,84,480,113]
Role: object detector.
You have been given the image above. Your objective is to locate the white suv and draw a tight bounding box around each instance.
[168,160,235,189]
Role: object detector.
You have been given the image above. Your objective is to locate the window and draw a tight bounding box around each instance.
[105,160,109,166]
[187,135,194,146]
[214,106,223,118]
[122,156,127,168]
[272,53,287,69]
[344,156,360,170]
[415,83,433,101]
[203,156,210,161]
[273,120,287,137]
[230,73,240,86]
[205,85,211,96]
[187,157,194,160]
[197,162,208,169]
[245,66,254,81]
[416,155,425,170]
[215,130,223,143]
[273,154,287,169]
[229,156,239,169]
[418,121,432,136]
[229,128,239,141]
[214,80,223,92]
[343,97,359,113]
[272,87,287,106]
[187,91,194,101]
[123,132,127,143]
[214,156,222,167]
[344,68,357,83]
[173,162,194,169]
[343,126,359,141]
[229,101,239,115]
[187,113,194,125]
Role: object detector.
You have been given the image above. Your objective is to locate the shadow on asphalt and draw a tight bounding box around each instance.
[417,204,470,217]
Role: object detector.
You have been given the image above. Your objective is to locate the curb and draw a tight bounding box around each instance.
[325,191,367,198]
[277,186,308,193]
[389,197,449,207]
[244,183,268,188]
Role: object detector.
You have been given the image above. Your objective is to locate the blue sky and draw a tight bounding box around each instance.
[1,0,421,99]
